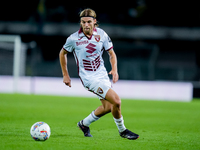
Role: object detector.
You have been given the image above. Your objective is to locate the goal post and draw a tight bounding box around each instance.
[0,34,24,93]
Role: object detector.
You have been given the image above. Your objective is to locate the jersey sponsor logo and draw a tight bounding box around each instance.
[97,87,104,94]
[76,40,88,46]
[86,43,96,54]
[94,35,100,42]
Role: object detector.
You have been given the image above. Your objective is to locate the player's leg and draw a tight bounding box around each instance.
[105,88,139,140]
[105,88,121,119]
[105,88,126,132]
[80,88,123,133]
[77,100,112,137]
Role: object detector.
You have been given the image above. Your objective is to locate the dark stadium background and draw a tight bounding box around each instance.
[0,0,200,97]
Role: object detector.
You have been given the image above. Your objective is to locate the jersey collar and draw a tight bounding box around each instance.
[78,27,98,39]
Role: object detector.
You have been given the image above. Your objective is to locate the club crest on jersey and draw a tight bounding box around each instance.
[97,87,104,94]
[94,35,100,42]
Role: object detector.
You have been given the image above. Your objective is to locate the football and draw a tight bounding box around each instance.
[30,122,51,141]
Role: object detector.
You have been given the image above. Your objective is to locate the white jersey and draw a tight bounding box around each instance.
[63,27,113,88]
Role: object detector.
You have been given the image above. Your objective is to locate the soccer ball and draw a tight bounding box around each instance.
[30,122,51,141]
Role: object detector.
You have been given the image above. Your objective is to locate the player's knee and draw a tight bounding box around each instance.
[113,97,121,108]
[105,89,121,107]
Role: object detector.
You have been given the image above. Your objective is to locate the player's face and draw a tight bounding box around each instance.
[80,17,96,35]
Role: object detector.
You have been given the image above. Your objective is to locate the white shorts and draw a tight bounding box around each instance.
[85,78,112,100]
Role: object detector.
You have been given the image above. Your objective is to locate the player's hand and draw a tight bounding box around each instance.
[63,75,71,87]
[109,70,119,83]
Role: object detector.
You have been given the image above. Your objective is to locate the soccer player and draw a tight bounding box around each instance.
[59,8,139,140]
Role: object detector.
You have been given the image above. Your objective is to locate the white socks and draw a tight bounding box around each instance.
[113,116,126,133]
[83,111,100,127]
[82,111,126,133]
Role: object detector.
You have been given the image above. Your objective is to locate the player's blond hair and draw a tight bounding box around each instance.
[79,8,98,27]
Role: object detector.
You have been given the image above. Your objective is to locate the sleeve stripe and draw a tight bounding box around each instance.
[63,47,70,52]
[105,46,113,51]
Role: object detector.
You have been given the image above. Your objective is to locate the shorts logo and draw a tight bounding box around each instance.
[97,87,104,94]
[94,35,100,42]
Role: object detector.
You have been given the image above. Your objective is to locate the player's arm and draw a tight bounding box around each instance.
[59,48,71,87]
[108,49,119,83]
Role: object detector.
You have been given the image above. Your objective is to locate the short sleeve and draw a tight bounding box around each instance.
[63,36,74,52]
[103,32,113,51]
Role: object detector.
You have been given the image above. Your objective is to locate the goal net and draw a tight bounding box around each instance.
[0,35,26,92]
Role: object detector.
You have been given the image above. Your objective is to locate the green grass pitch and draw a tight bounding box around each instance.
[0,94,200,150]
